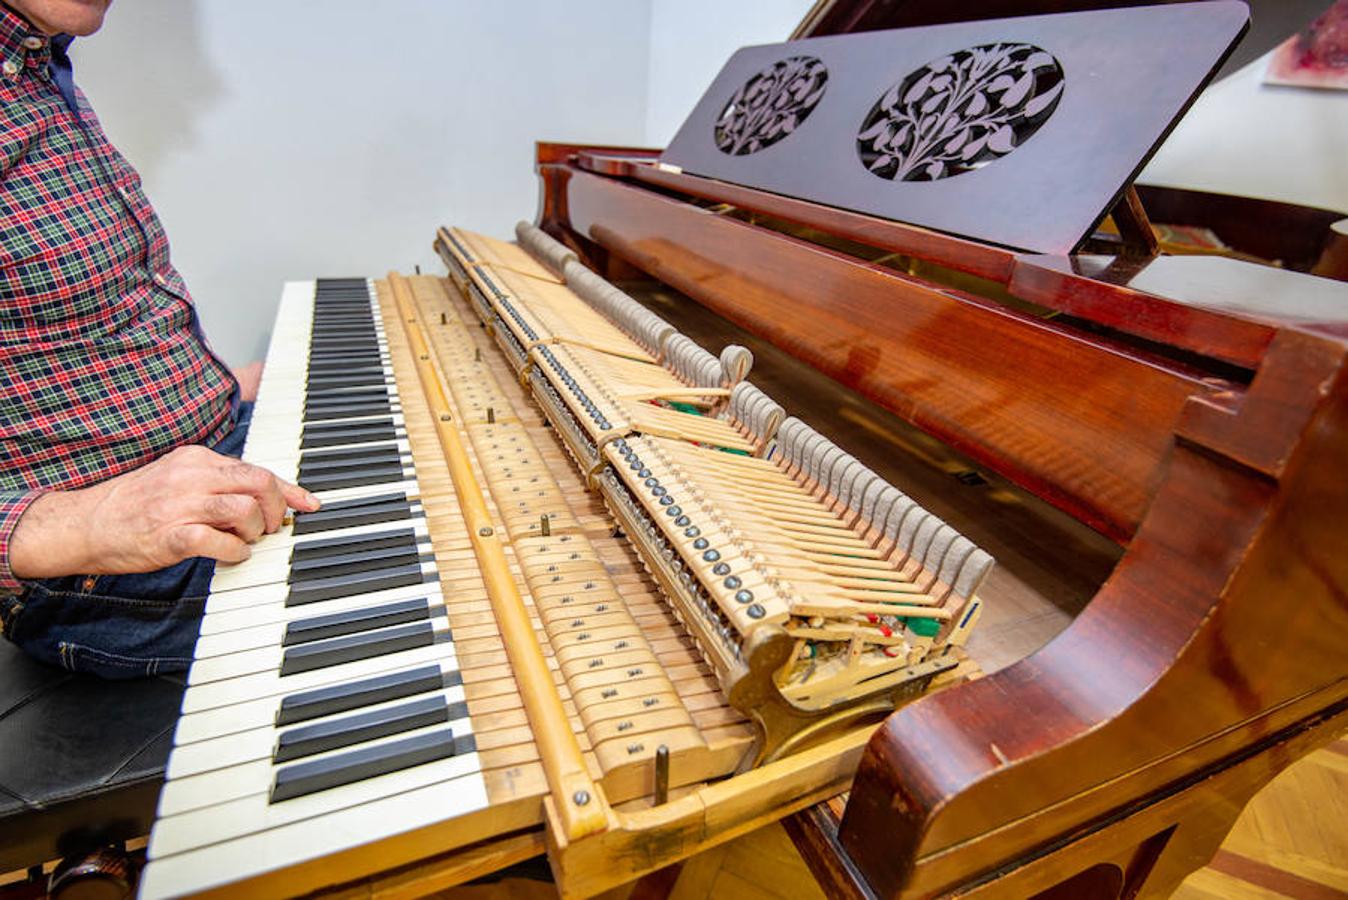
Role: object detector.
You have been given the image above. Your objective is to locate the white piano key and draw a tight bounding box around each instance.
[205,525,432,593]
[167,684,468,780]
[140,762,487,900]
[180,639,458,714]
[184,608,450,684]
[173,657,460,745]
[195,585,442,652]
[199,576,443,646]
[154,715,477,835]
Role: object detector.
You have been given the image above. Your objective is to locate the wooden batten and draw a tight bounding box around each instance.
[387,272,609,842]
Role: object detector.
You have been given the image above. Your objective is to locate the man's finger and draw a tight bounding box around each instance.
[279,478,321,513]
[201,493,266,543]
[219,460,288,532]
[169,523,251,565]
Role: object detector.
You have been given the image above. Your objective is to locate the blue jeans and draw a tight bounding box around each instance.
[0,403,253,679]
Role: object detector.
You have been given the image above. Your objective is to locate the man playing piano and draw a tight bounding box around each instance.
[0,0,319,677]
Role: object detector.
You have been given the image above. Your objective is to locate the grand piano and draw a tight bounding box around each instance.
[528,2,1348,897]
[1,2,1345,898]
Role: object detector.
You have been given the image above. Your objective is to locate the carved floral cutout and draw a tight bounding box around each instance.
[857,43,1065,182]
[714,56,829,156]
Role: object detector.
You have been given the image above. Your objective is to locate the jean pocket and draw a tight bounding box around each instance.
[57,641,189,680]
[0,593,24,639]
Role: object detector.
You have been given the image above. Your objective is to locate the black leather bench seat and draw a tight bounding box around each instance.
[0,641,182,873]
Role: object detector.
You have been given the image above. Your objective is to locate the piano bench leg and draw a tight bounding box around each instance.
[46,845,134,900]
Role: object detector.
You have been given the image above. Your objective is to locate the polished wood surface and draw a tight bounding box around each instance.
[537,135,1348,899]
[554,162,1225,543]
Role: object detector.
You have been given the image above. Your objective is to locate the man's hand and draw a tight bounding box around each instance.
[9,446,321,579]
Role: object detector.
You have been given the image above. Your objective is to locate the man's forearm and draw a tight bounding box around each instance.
[6,490,95,582]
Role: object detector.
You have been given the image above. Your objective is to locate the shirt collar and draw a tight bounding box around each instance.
[1,4,59,83]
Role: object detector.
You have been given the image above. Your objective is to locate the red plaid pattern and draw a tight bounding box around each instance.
[1,8,237,589]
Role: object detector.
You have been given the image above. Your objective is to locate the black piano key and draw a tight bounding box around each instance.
[298,453,405,480]
[308,491,406,510]
[309,331,379,340]
[285,561,428,606]
[309,340,381,353]
[311,315,376,325]
[306,378,391,394]
[289,542,422,581]
[303,417,395,436]
[304,399,393,419]
[303,403,394,423]
[300,413,397,434]
[270,728,457,803]
[310,320,375,331]
[300,423,397,450]
[304,380,390,396]
[298,443,401,467]
[273,696,449,763]
[279,621,435,676]
[298,463,407,491]
[306,367,388,384]
[309,328,378,337]
[308,338,382,347]
[306,359,386,375]
[306,371,390,386]
[308,344,380,354]
[290,527,417,562]
[275,664,445,725]
[305,384,390,402]
[283,597,431,646]
[290,498,415,535]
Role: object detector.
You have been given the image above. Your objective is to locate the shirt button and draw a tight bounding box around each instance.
[22,36,45,50]
[153,272,168,287]
[1,60,17,77]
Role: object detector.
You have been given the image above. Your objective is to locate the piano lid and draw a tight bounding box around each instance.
[661,1,1248,255]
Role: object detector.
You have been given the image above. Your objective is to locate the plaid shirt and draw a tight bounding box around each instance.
[0,7,237,590]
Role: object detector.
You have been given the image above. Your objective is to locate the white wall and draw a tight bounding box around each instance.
[68,2,1346,368]
[645,0,815,148]
[74,0,652,364]
[1142,50,1348,215]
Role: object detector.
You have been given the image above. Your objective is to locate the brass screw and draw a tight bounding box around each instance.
[478,526,493,537]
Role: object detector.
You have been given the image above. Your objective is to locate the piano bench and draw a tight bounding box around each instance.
[0,639,182,876]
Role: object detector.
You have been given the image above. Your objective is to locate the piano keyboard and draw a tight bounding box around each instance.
[141,280,489,897]
[142,275,756,898]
